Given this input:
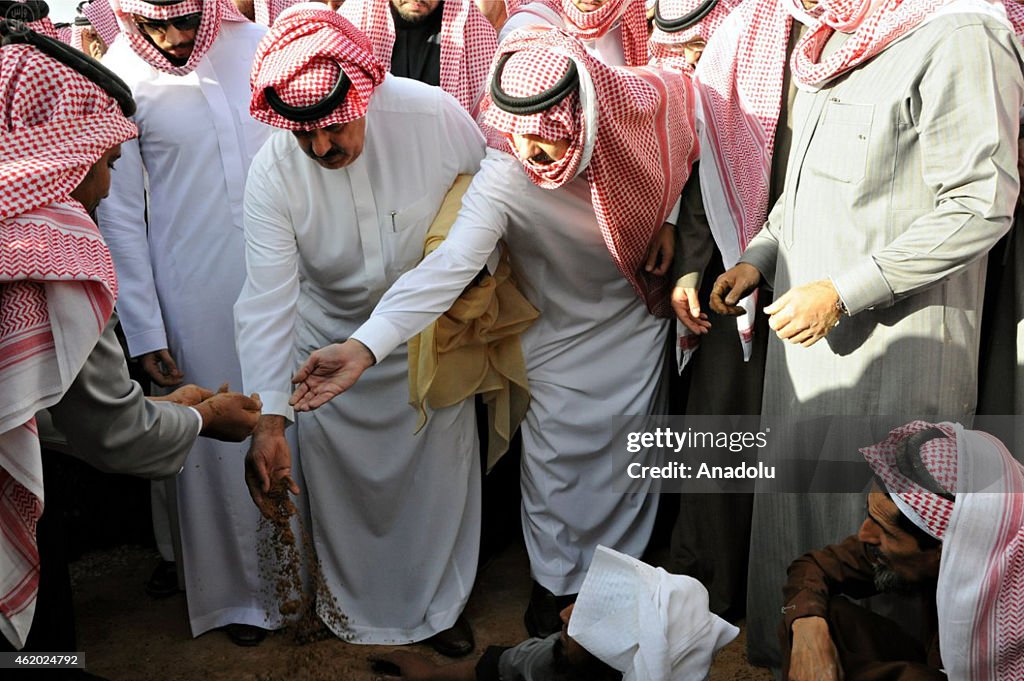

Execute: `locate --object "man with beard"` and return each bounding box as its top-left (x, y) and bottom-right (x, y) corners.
top-left (340, 0), bottom-right (497, 112)
top-left (709, 0), bottom-right (1022, 666)
top-left (287, 26), bottom-right (696, 638)
top-left (238, 3), bottom-right (486, 655)
top-left (96, 0), bottom-right (276, 647)
top-left (781, 421), bottom-right (1024, 681)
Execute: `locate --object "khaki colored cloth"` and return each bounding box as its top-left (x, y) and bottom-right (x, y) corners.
top-left (408, 174), bottom-right (538, 471)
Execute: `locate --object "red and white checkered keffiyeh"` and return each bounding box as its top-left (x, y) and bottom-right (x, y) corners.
top-left (649, 0), bottom-right (740, 72)
top-left (27, 18), bottom-right (58, 39)
top-left (55, 23), bottom-right (73, 44)
top-left (1, 2), bottom-right (55, 37)
top-left (0, 43), bottom-right (135, 649)
top-left (110, 0), bottom-right (247, 75)
top-left (254, 0), bottom-right (303, 25)
top-left (692, 0), bottom-right (816, 363)
top-left (1006, 0), bottom-right (1024, 37)
top-left (860, 420), bottom-right (958, 538)
top-left (481, 27), bottom-right (697, 316)
top-left (82, 0), bottom-right (121, 48)
top-left (250, 3), bottom-right (386, 130)
top-left (558, 0), bottom-right (649, 64)
top-left (340, 0), bottom-right (497, 113)
top-left (861, 421), bottom-right (1024, 680)
top-left (790, 0), bottom-right (951, 90)
top-left (70, 23), bottom-right (86, 52)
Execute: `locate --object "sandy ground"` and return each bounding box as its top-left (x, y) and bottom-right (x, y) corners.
top-left (72, 542), bottom-right (773, 681)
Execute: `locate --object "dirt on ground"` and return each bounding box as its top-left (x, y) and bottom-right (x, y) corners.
top-left (72, 542), bottom-right (774, 681)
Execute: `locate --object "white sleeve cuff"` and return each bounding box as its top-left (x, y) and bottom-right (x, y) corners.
top-left (665, 195), bottom-right (682, 226)
top-left (258, 391), bottom-right (296, 423)
top-left (350, 317), bottom-right (405, 365)
top-left (184, 406), bottom-right (204, 473)
top-left (126, 328), bottom-right (170, 359)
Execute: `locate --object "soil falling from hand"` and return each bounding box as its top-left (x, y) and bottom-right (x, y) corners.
top-left (258, 477), bottom-right (348, 645)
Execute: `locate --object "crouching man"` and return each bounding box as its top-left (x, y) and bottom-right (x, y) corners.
top-left (782, 421), bottom-right (1024, 681)
top-left (373, 545), bottom-right (737, 680)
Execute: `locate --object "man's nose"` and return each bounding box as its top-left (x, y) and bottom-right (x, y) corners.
top-left (310, 131), bottom-right (333, 157)
top-left (164, 25), bottom-right (188, 45)
top-left (857, 517), bottom-right (880, 544)
top-left (514, 137), bottom-right (537, 160)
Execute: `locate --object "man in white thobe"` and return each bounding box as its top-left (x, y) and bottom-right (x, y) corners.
top-left (95, 0), bottom-right (276, 645)
top-left (288, 26), bottom-right (697, 639)
top-left (237, 4), bottom-right (486, 651)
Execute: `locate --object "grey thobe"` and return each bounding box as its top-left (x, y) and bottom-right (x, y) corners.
top-left (737, 15), bottom-right (1024, 666)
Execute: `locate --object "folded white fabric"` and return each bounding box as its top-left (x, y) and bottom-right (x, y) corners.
top-left (568, 545), bottom-right (738, 681)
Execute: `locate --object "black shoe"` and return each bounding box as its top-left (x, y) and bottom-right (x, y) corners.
top-left (224, 623), bottom-right (267, 647)
top-left (427, 615), bottom-right (474, 657)
top-left (523, 581), bottom-right (576, 638)
top-left (144, 560), bottom-right (178, 599)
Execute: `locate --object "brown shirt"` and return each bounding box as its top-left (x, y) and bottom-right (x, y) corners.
top-left (782, 535), bottom-right (942, 670)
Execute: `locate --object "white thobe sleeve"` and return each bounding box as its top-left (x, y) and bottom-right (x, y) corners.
top-left (96, 138), bottom-right (167, 358)
top-left (234, 157), bottom-right (300, 421)
top-left (351, 150), bottom-right (512, 362)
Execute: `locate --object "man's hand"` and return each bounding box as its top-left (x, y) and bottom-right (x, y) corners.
top-left (289, 339), bottom-right (376, 412)
top-left (194, 385), bottom-right (262, 441)
top-left (151, 383), bottom-right (214, 406)
top-left (789, 616), bottom-right (844, 681)
top-left (672, 285), bottom-right (711, 335)
top-left (244, 416), bottom-right (300, 519)
top-left (710, 263), bottom-right (762, 315)
top-left (644, 223), bottom-right (675, 276)
top-left (764, 280), bottom-right (841, 347)
top-left (140, 349), bottom-right (184, 387)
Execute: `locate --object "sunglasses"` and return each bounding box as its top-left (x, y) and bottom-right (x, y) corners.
top-left (133, 12), bottom-right (202, 35)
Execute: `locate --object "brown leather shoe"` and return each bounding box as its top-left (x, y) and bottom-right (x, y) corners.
top-left (427, 615), bottom-right (474, 657)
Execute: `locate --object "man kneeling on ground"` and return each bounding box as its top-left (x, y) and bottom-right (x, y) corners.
top-left (372, 545), bottom-right (737, 681)
top-left (781, 421), bottom-right (1024, 681)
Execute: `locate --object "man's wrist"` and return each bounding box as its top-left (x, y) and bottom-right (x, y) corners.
top-left (791, 615), bottom-right (829, 635)
top-left (186, 406), bottom-right (204, 439)
top-left (333, 338), bottom-right (377, 367)
top-left (350, 339), bottom-right (377, 367)
top-left (254, 414), bottom-right (287, 437)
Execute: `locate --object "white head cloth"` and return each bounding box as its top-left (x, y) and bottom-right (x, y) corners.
top-left (568, 545), bottom-right (738, 681)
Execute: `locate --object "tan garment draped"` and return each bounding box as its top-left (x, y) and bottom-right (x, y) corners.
top-left (408, 175), bottom-right (538, 471)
